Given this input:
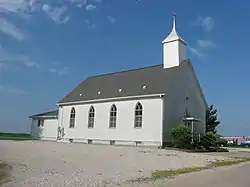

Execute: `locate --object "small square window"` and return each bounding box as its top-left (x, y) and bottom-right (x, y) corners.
top-left (110, 140), bottom-right (115, 145)
top-left (37, 119), bottom-right (44, 127)
top-left (135, 141), bottom-right (142, 146)
top-left (88, 139), bottom-right (93, 144)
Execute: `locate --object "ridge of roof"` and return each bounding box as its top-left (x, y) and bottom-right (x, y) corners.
top-left (29, 109), bottom-right (58, 118)
top-left (88, 64), bottom-right (163, 79)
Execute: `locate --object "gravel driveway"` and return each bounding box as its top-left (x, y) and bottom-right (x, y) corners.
top-left (0, 140), bottom-right (229, 187)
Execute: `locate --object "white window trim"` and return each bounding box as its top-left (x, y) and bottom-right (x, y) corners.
top-left (69, 107), bottom-right (76, 128)
top-left (109, 104), bottom-right (117, 128)
top-left (57, 93), bottom-right (165, 106)
top-left (134, 102), bottom-right (143, 128)
top-left (88, 106), bottom-right (95, 128)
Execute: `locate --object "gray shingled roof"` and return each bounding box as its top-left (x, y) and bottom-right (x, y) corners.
top-left (29, 109), bottom-right (58, 118)
top-left (58, 60), bottom-right (191, 104)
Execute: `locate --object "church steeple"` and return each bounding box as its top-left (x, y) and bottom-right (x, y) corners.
top-left (162, 14), bottom-right (187, 69)
top-left (163, 14), bottom-right (186, 44)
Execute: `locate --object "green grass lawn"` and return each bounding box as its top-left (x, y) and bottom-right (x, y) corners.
top-left (0, 132), bottom-right (32, 140)
top-left (226, 144), bottom-right (250, 148)
top-left (127, 158), bottom-right (250, 184)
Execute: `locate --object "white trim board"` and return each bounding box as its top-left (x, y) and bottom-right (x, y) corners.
top-left (57, 93), bottom-right (165, 106)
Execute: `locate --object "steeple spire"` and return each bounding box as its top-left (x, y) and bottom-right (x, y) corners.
top-left (172, 13), bottom-right (176, 33)
top-left (162, 14), bottom-right (187, 69)
top-left (162, 13), bottom-right (186, 44)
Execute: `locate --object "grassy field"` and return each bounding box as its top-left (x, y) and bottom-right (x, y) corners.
top-left (226, 144), bottom-right (250, 148)
top-left (0, 132), bottom-right (32, 140)
top-left (151, 158), bottom-right (250, 179)
top-left (128, 157), bottom-right (250, 184)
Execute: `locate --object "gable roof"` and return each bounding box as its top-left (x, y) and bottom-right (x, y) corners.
top-left (58, 60), bottom-right (191, 105)
top-left (29, 109), bottom-right (58, 119)
top-left (185, 61), bottom-right (208, 108)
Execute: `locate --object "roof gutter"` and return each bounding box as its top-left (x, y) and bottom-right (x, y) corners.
top-left (57, 93), bottom-right (165, 106)
top-left (29, 115), bottom-right (58, 119)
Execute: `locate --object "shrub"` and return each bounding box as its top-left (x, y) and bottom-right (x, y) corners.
top-left (170, 125), bottom-right (192, 149)
top-left (215, 147), bottom-right (229, 152)
top-left (215, 137), bottom-right (228, 147)
top-left (193, 145), bottom-right (206, 152)
top-left (200, 132), bottom-right (216, 149)
top-left (206, 132), bottom-right (217, 141)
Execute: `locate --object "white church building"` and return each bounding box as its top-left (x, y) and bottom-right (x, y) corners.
top-left (30, 15), bottom-right (207, 147)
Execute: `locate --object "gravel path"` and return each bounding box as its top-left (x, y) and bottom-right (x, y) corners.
top-left (0, 140), bottom-right (229, 187)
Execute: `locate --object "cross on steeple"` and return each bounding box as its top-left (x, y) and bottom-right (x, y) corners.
top-left (172, 13), bottom-right (176, 32)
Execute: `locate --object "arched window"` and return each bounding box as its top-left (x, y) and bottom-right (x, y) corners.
top-left (69, 107), bottom-right (76, 128)
top-left (134, 102), bottom-right (143, 128)
top-left (109, 104), bottom-right (117, 128)
top-left (88, 106), bottom-right (95, 128)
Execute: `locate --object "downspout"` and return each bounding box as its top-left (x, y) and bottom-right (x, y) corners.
top-left (57, 106), bottom-right (64, 140)
top-left (60, 106), bottom-right (64, 140)
top-left (161, 94), bottom-right (165, 147)
top-left (57, 107), bottom-right (60, 140)
top-left (191, 120), bottom-right (194, 144)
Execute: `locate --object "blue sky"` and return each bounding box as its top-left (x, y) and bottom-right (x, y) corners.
top-left (0, 0), bottom-right (249, 136)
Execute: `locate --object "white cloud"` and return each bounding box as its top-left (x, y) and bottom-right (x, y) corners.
top-left (107, 16), bottom-right (115, 24)
top-left (0, 0), bottom-right (40, 18)
top-left (0, 45), bottom-right (68, 77)
top-left (0, 18), bottom-right (24, 40)
top-left (0, 1), bottom-right (70, 23)
top-left (69, 0), bottom-right (87, 4)
top-left (0, 0), bottom-right (112, 25)
top-left (0, 45), bottom-right (69, 77)
top-left (188, 47), bottom-right (205, 57)
top-left (84, 19), bottom-right (96, 29)
top-left (0, 85), bottom-right (28, 95)
top-left (91, 0), bottom-right (102, 3)
top-left (86, 4), bottom-right (96, 11)
top-left (0, 45), bottom-right (40, 68)
top-left (0, 0), bottom-right (29, 13)
top-left (189, 40), bottom-right (216, 58)
top-left (193, 16), bottom-right (215, 32)
top-left (42, 4), bottom-right (70, 24)
top-left (197, 40), bottom-right (216, 48)
top-left (69, 0), bottom-right (101, 8)
top-left (69, 0), bottom-right (87, 8)
top-left (49, 67), bottom-right (69, 76)
top-left (41, 4), bottom-right (49, 11)
top-left (18, 55), bottom-right (40, 68)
